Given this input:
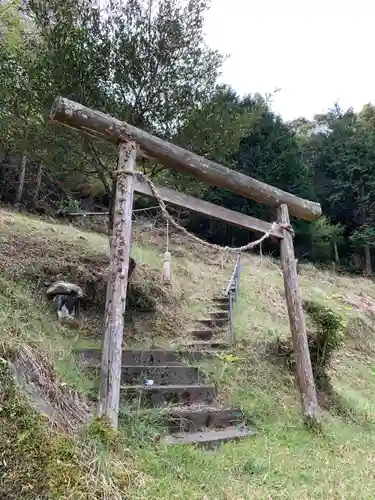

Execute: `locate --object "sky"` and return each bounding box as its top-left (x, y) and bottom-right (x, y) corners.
top-left (204, 0), bottom-right (375, 121)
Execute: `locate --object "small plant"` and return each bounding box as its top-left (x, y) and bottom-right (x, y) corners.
top-left (85, 417), bottom-right (122, 450)
top-left (217, 353), bottom-right (242, 363)
top-left (56, 196), bottom-right (81, 216)
top-left (303, 300), bottom-right (346, 389)
top-left (270, 300), bottom-right (345, 392)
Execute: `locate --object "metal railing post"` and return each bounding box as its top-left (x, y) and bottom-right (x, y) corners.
top-left (229, 292), bottom-right (234, 342)
top-left (225, 253), bottom-right (241, 343)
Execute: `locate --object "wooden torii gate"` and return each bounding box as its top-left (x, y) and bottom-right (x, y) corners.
top-left (50, 97), bottom-right (322, 428)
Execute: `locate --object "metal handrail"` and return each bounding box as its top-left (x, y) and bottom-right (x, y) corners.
top-left (225, 254), bottom-right (241, 342)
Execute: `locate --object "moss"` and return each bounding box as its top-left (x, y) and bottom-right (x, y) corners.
top-left (86, 417), bottom-right (122, 450)
top-left (0, 356), bottom-right (122, 499)
top-left (0, 357), bottom-right (51, 498)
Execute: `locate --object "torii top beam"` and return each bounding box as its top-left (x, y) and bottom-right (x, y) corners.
top-left (50, 97), bottom-right (322, 221)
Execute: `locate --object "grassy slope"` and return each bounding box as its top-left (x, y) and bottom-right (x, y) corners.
top-left (1, 209), bottom-right (375, 499)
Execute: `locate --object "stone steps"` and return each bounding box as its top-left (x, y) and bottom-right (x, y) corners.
top-left (75, 348), bottom-right (214, 366)
top-left (181, 340), bottom-right (230, 350)
top-left (199, 317), bottom-right (228, 328)
top-left (85, 364), bottom-right (203, 385)
top-left (120, 384), bottom-right (217, 405)
top-left (214, 303), bottom-right (230, 311)
top-left (212, 295), bottom-right (229, 303)
top-left (162, 427), bottom-right (255, 448)
top-left (166, 405), bottom-right (244, 432)
top-left (73, 292), bottom-right (254, 447)
top-left (190, 329), bottom-right (217, 341)
top-left (209, 311), bottom-right (229, 319)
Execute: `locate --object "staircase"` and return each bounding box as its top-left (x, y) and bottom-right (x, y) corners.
top-left (75, 294), bottom-right (254, 447)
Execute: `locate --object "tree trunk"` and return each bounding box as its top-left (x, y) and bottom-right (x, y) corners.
top-left (333, 241), bottom-right (340, 265)
top-left (364, 245), bottom-right (372, 276)
top-left (98, 140), bottom-right (136, 429)
top-left (32, 163), bottom-right (43, 209)
top-left (50, 97), bottom-right (322, 221)
top-left (0, 149), bottom-right (6, 166)
top-left (277, 204), bottom-right (320, 425)
top-left (15, 154), bottom-right (27, 207)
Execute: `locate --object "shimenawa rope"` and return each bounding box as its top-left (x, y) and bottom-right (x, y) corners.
top-left (113, 168), bottom-right (294, 252)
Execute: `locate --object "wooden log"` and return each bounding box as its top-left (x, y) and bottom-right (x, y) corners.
top-left (66, 181), bottom-right (282, 237)
top-left (134, 176), bottom-right (284, 238)
top-left (50, 97), bottom-right (322, 221)
top-left (277, 204), bottom-right (319, 424)
top-left (98, 140), bottom-right (136, 428)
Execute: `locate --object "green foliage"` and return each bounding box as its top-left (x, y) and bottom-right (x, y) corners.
top-left (56, 196), bottom-right (81, 216)
top-left (1, 0), bottom-right (223, 200)
top-left (85, 417), bottom-right (122, 450)
top-left (303, 300), bottom-right (345, 388)
top-left (310, 216), bottom-right (344, 262)
top-left (201, 100), bottom-right (315, 238)
top-left (164, 85), bottom-right (258, 196)
top-left (350, 226), bottom-right (375, 248)
top-left (273, 300), bottom-right (345, 392)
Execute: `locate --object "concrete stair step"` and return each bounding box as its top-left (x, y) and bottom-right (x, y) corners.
top-left (190, 329), bottom-right (215, 341)
top-left (121, 384), bottom-right (217, 405)
top-left (209, 311), bottom-right (229, 319)
top-left (212, 296), bottom-right (229, 304)
top-left (85, 365), bottom-right (202, 385)
top-left (162, 427), bottom-right (255, 447)
top-left (199, 317), bottom-right (228, 327)
top-left (166, 406), bottom-right (244, 432)
top-left (182, 340), bottom-right (230, 350)
top-left (214, 303), bottom-right (230, 311)
top-left (75, 348), bottom-right (214, 366)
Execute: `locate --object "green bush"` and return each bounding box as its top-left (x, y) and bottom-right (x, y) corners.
top-left (303, 299), bottom-right (345, 389)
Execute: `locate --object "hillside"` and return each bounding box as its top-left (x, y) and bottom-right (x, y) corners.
top-left (1, 208), bottom-right (375, 499)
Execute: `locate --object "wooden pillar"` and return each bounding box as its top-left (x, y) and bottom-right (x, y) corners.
top-left (277, 204), bottom-right (320, 425)
top-left (98, 140), bottom-right (136, 428)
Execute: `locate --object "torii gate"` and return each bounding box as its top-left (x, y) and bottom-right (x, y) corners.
top-left (50, 97), bottom-right (322, 428)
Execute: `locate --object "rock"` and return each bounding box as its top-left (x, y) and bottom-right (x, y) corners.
top-left (46, 281), bottom-right (84, 298)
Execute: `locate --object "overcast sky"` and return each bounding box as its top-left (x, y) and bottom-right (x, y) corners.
top-left (204, 0), bottom-right (375, 121)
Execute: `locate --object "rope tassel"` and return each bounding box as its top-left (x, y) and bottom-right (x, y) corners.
top-left (162, 220), bottom-right (172, 285)
top-left (162, 250), bottom-right (172, 285)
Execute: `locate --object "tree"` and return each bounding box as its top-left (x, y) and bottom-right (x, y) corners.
top-left (1, 0), bottom-right (224, 210)
top-left (210, 100), bottom-right (314, 223)
top-left (310, 216), bottom-right (344, 264)
top-left (160, 85), bottom-right (259, 197)
top-left (307, 104), bottom-right (375, 272)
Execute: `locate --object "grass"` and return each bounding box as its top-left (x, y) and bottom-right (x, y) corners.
top-left (1, 208), bottom-right (375, 498)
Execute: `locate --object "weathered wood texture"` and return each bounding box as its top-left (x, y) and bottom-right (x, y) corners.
top-left (277, 204), bottom-right (319, 424)
top-left (134, 177), bottom-right (284, 238)
top-left (50, 97), bottom-right (322, 221)
top-left (98, 141), bottom-right (136, 428)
